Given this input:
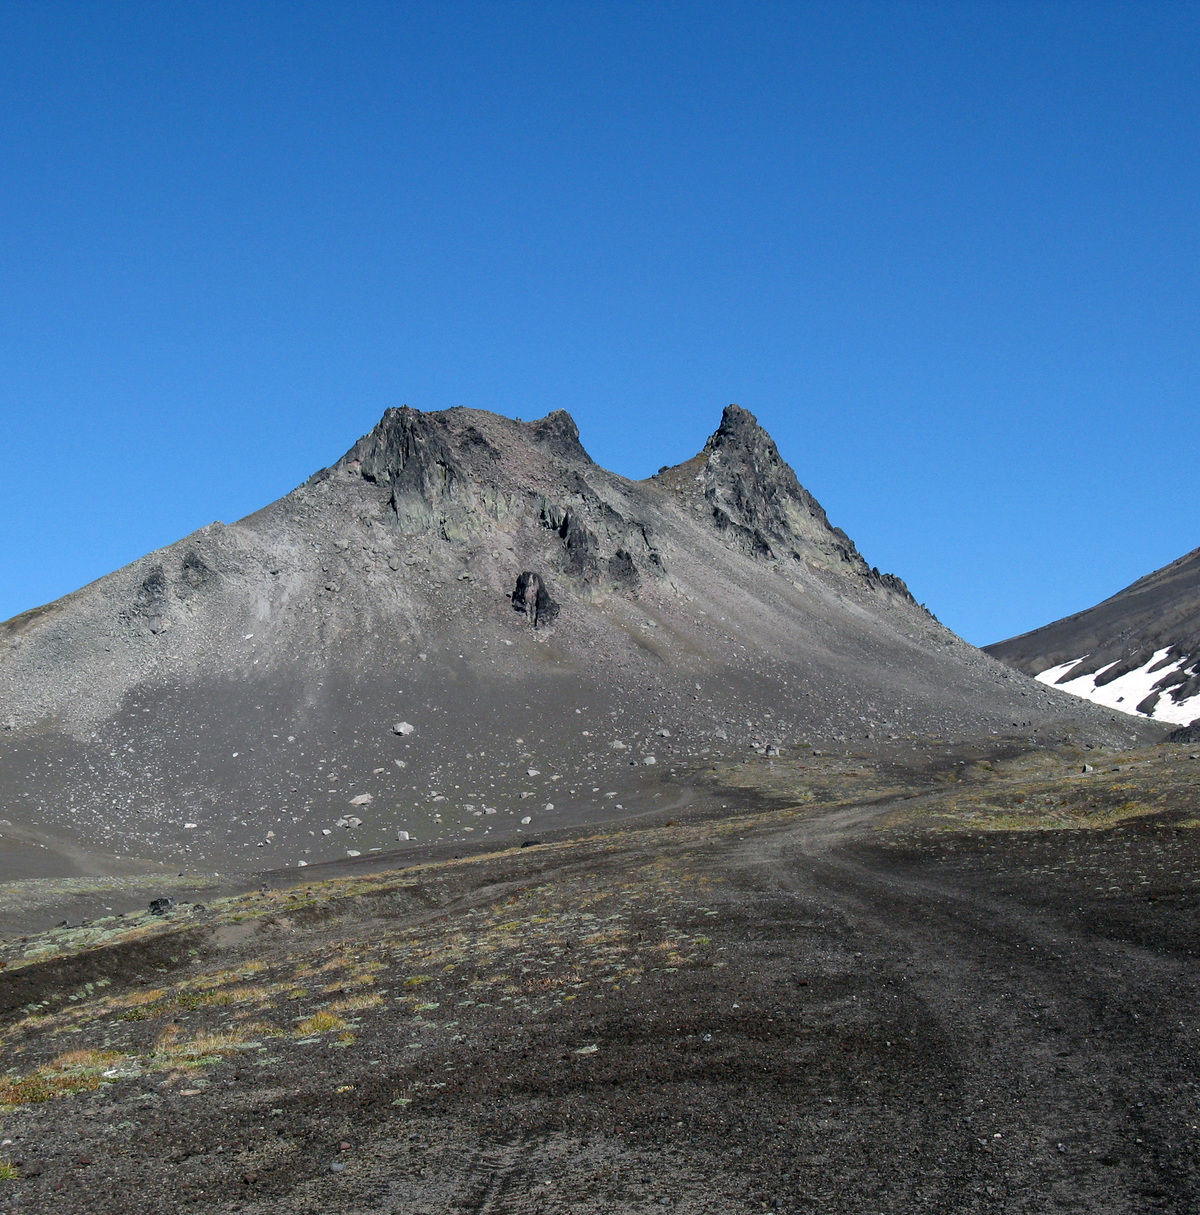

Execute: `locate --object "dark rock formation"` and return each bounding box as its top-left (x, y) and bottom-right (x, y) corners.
top-left (512, 572), bottom-right (558, 628)
top-left (699, 403), bottom-right (846, 563)
top-left (527, 409), bottom-right (591, 463)
top-left (179, 551), bottom-right (214, 592)
top-left (651, 405), bottom-right (915, 602)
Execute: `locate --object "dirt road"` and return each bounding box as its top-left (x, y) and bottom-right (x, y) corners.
top-left (0, 755), bottom-right (1197, 1214)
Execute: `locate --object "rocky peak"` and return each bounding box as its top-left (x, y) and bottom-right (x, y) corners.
top-left (645, 404), bottom-right (914, 602)
top-left (695, 404), bottom-right (853, 565)
top-left (322, 400), bottom-right (911, 603)
top-left (702, 404), bottom-right (827, 519)
top-left (522, 409), bottom-right (592, 464)
top-left (335, 405), bottom-right (592, 499)
top-left (339, 405), bottom-right (466, 498)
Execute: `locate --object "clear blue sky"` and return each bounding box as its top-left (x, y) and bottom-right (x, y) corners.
top-left (1, 2), bottom-right (1197, 645)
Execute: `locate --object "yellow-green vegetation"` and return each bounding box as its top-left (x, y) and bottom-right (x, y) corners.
top-left (707, 752), bottom-right (908, 810)
top-left (0, 1049), bottom-right (126, 1112)
top-left (294, 1011), bottom-right (349, 1036)
top-left (0, 823), bottom-right (739, 1115)
top-left (876, 745), bottom-right (1200, 834)
top-left (326, 992), bottom-right (382, 1013)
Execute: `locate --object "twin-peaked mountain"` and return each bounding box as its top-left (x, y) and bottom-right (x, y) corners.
top-left (0, 405), bottom-right (1145, 878)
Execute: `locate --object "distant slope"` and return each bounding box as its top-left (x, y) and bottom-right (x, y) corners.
top-left (0, 404), bottom-right (1146, 877)
top-left (985, 547), bottom-right (1200, 727)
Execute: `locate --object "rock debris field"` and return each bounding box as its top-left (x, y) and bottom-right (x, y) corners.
top-left (0, 740), bottom-right (1197, 1213)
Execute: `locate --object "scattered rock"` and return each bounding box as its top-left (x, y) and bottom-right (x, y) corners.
top-left (349, 793), bottom-right (373, 806)
top-left (148, 898), bottom-right (175, 916)
top-left (392, 722), bottom-right (415, 736)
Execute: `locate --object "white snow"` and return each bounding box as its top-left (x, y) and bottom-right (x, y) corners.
top-left (1035, 648), bottom-right (1199, 725)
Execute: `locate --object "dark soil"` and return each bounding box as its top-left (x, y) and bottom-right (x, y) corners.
top-left (0, 746), bottom-right (1198, 1213)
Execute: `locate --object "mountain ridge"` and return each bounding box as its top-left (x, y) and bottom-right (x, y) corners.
top-left (0, 403), bottom-right (1151, 879)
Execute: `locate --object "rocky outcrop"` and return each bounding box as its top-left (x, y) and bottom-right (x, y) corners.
top-left (699, 404), bottom-right (843, 560)
top-left (651, 405), bottom-right (916, 603)
top-left (1168, 720), bottom-right (1200, 744)
top-left (318, 402), bottom-right (916, 607)
top-left (512, 571), bottom-right (558, 628)
top-left (526, 410), bottom-right (591, 463)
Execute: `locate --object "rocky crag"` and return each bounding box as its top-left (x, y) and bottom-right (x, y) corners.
top-left (0, 405), bottom-right (1150, 877)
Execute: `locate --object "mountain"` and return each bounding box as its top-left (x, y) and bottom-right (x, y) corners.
top-left (0, 404), bottom-right (1147, 878)
top-left (985, 546), bottom-right (1200, 728)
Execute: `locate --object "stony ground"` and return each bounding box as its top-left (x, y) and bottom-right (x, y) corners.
top-left (0, 740), bottom-right (1198, 1213)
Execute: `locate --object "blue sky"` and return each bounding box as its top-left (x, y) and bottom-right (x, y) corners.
top-left (1, 2), bottom-right (1197, 644)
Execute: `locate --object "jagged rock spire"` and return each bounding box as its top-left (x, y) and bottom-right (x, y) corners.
top-left (698, 404), bottom-right (846, 560)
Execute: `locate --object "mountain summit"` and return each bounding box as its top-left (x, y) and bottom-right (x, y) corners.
top-left (0, 404), bottom-right (1143, 877)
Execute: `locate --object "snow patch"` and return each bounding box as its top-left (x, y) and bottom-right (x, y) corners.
top-left (1036, 648), bottom-right (1199, 724)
